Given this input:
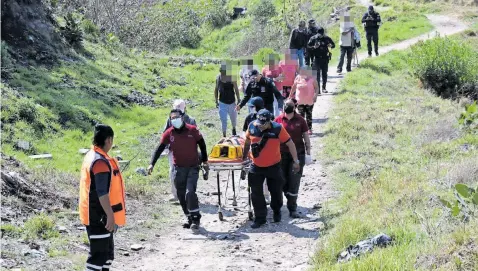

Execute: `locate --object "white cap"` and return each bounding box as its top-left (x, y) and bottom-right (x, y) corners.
top-left (173, 99), bottom-right (186, 113)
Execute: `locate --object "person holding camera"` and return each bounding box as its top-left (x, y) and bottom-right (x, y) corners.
top-left (242, 109), bottom-right (300, 228)
top-left (362, 5), bottom-right (381, 57)
top-left (148, 109), bottom-right (209, 230)
top-left (307, 26), bottom-right (335, 92)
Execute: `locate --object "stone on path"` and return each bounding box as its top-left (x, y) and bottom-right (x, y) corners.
top-left (131, 244), bottom-right (144, 251)
top-left (79, 148), bottom-right (89, 154)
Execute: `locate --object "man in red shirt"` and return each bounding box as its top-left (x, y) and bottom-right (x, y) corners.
top-left (148, 109), bottom-right (209, 230)
top-left (243, 109), bottom-right (300, 228)
top-left (275, 99), bottom-right (311, 218)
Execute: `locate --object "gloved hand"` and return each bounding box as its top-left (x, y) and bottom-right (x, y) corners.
top-left (305, 154), bottom-right (313, 165)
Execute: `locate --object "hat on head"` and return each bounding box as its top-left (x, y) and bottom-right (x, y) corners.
top-left (173, 99), bottom-right (186, 113)
top-left (308, 19), bottom-right (316, 24)
top-left (249, 69), bottom-right (259, 77)
top-left (247, 97), bottom-right (264, 108)
top-left (257, 109), bottom-right (273, 124)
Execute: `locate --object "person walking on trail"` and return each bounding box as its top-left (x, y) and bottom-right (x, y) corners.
top-left (308, 26), bottom-right (335, 93)
top-left (289, 20), bottom-right (308, 67)
top-left (162, 99), bottom-right (197, 203)
top-left (362, 5), bottom-right (381, 57)
top-left (242, 109), bottom-right (300, 228)
top-left (278, 49), bottom-right (299, 99)
top-left (239, 59), bottom-right (259, 95)
top-left (236, 69), bottom-right (284, 115)
top-left (242, 96), bottom-right (271, 204)
top-left (275, 99), bottom-right (312, 218)
top-left (148, 109), bottom-right (209, 230)
top-left (289, 66), bottom-right (320, 133)
top-left (79, 124), bottom-right (126, 271)
top-left (262, 54), bottom-right (284, 117)
top-left (305, 19), bottom-right (320, 67)
top-left (215, 64), bottom-right (240, 137)
top-left (337, 13), bottom-right (356, 73)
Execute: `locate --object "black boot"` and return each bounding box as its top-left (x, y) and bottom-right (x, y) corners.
top-left (251, 219), bottom-right (266, 229)
top-left (182, 216), bottom-right (192, 229)
top-left (273, 211), bottom-right (281, 223)
top-left (222, 132), bottom-right (226, 138)
top-left (289, 211), bottom-right (301, 218)
top-left (190, 214), bottom-right (201, 230)
top-left (232, 128), bottom-right (237, 136)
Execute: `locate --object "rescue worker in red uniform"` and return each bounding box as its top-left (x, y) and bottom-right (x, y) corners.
top-left (79, 124), bottom-right (126, 271)
top-left (242, 109), bottom-right (300, 228)
top-left (148, 109), bottom-right (209, 229)
top-left (275, 99), bottom-right (311, 218)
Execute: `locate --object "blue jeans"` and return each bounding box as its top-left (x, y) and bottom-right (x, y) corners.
top-left (297, 48), bottom-right (305, 67)
top-left (218, 101), bottom-right (237, 133)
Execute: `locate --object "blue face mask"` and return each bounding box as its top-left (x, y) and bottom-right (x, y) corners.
top-left (249, 107), bottom-right (257, 113)
top-left (171, 118), bottom-right (183, 129)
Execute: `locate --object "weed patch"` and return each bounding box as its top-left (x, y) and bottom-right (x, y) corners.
top-left (314, 49), bottom-right (478, 270)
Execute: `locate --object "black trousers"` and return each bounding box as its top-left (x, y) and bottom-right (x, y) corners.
top-left (366, 30), bottom-right (379, 55)
top-left (175, 166), bottom-right (201, 220)
top-left (86, 224), bottom-right (114, 271)
top-left (248, 163), bottom-right (284, 221)
top-left (305, 48), bottom-right (315, 66)
top-left (297, 104), bottom-right (314, 130)
top-left (280, 152), bottom-right (305, 212)
top-left (337, 46), bottom-right (354, 72)
top-left (313, 57), bottom-right (329, 89)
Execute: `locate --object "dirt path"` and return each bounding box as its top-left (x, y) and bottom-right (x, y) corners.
top-left (116, 14), bottom-right (467, 271)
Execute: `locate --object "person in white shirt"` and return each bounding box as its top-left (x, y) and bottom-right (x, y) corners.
top-left (337, 12), bottom-right (356, 73)
top-left (239, 59), bottom-right (259, 94)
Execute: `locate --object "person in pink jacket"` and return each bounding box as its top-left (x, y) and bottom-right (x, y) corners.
top-left (278, 49), bottom-right (299, 99)
top-left (262, 54), bottom-right (283, 117)
top-left (289, 66), bottom-right (320, 134)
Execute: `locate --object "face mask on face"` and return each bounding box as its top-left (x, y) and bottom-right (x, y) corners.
top-left (171, 118), bottom-right (183, 129)
top-left (284, 105), bottom-right (295, 114)
top-left (249, 107), bottom-right (257, 113)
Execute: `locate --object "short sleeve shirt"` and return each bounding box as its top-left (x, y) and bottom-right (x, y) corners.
top-left (161, 124), bottom-right (202, 167)
top-left (262, 66), bottom-right (283, 90)
top-left (245, 121), bottom-right (291, 167)
top-left (278, 60), bottom-right (298, 87)
top-left (275, 113), bottom-right (308, 154)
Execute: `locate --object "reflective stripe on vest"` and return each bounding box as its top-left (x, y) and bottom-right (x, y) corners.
top-left (79, 146), bottom-right (126, 226)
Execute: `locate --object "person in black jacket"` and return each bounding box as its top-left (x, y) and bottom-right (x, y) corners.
top-left (289, 20), bottom-right (308, 67)
top-left (362, 5), bottom-right (381, 57)
top-left (305, 19), bottom-right (320, 67)
top-left (307, 27), bottom-right (335, 93)
top-left (236, 69), bottom-right (284, 114)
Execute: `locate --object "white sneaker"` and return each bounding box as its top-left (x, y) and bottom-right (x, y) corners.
top-left (168, 196), bottom-right (179, 202)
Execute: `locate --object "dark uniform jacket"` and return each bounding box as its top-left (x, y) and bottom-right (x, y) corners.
top-left (362, 11), bottom-right (381, 31)
top-left (289, 28), bottom-right (308, 49)
top-left (239, 78), bottom-right (283, 109)
top-left (307, 34), bottom-right (336, 59)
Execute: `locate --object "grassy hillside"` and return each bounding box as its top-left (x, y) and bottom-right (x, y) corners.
top-left (313, 30), bottom-right (478, 271)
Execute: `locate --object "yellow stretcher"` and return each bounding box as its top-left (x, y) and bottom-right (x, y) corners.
top-left (208, 136), bottom-right (253, 221)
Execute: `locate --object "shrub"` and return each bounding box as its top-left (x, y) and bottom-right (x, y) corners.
top-left (1, 224), bottom-right (23, 238)
top-left (251, 0), bottom-right (277, 24)
top-left (24, 214), bottom-right (59, 240)
top-left (408, 37), bottom-right (478, 99)
top-left (459, 101), bottom-right (478, 133)
top-left (60, 13), bottom-right (83, 47)
top-left (81, 18), bottom-right (99, 37)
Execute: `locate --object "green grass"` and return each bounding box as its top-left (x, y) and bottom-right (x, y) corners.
top-left (312, 46), bottom-right (478, 270)
top-left (24, 214), bottom-right (59, 240)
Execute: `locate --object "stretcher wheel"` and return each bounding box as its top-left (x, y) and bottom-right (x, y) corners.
top-left (248, 211), bottom-right (254, 221)
top-left (218, 212), bottom-right (224, 221)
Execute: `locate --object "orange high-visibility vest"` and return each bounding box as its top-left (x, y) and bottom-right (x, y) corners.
top-left (79, 146), bottom-right (126, 226)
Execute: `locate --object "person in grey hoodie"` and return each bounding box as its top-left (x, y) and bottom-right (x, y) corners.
top-left (337, 13), bottom-right (356, 73)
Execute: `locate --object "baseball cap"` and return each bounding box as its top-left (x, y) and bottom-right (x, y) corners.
top-left (247, 97), bottom-right (264, 108)
top-left (257, 109), bottom-right (273, 124)
top-left (249, 69), bottom-right (259, 77)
